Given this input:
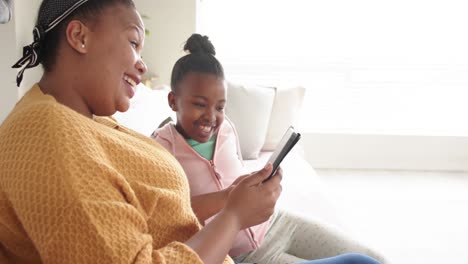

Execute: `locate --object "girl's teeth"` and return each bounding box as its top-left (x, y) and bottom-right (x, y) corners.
top-left (201, 126), bottom-right (211, 132)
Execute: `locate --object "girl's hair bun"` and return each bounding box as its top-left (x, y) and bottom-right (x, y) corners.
top-left (183, 34), bottom-right (216, 56)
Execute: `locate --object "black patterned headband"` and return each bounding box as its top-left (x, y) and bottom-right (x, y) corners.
top-left (12, 0), bottom-right (89, 87)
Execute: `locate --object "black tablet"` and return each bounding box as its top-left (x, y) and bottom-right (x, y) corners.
top-left (262, 126), bottom-right (301, 183)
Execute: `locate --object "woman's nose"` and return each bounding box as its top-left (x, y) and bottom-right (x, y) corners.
top-left (136, 57), bottom-right (147, 75)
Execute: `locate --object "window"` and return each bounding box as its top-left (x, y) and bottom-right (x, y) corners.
top-left (197, 0), bottom-right (468, 136)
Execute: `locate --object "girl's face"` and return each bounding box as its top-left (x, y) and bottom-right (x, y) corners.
top-left (79, 4), bottom-right (147, 116)
top-left (170, 72), bottom-right (226, 143)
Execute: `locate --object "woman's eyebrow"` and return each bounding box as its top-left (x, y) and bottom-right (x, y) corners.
top-left (127, 23), bottom-right (144, 38)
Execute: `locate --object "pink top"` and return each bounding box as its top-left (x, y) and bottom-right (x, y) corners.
top-left (152, 117), bottom-right (269, 256)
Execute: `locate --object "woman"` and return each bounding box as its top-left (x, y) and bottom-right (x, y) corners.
top-left (0, 1), bottom-right (381, 263)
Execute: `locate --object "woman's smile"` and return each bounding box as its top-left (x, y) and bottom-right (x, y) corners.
top-left (123, 74), bottom-right (138, 98)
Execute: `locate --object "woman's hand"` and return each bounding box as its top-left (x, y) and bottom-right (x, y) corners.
top-left (223, 163), bottom-right (283, 230)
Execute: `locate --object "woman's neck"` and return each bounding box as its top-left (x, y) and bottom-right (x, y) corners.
top-left (38, 74), bottom-right (93, 118)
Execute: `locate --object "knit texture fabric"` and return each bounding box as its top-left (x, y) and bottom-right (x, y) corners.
top-left (0, 84), bottom-right (233, 264)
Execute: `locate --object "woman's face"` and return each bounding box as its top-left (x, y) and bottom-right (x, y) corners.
top-left (170, 72), bottom-right (226, 143)
top-left (81, 4), bottom-right (147, 116)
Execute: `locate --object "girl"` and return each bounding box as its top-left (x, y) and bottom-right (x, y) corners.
top-left (152, 34), bottom-right (383, 264)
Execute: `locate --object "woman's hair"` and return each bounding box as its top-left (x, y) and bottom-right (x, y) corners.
top-left (170, 34), bottom-right (225, 92)
top-left (38, 0), bottom-right (135, 72)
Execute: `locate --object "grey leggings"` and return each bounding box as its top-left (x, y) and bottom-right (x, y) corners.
top-left (233, 210), bottom-right (385, 264)
top-left (237, 253), bottom-right (380, 264)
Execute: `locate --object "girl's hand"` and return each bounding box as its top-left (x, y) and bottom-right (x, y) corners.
top-left (232, 174), bottom-right (250, 186)
top-left (223, 164), bottom-right (283, 230)
top-left (185, 166), bottom-right (282, 264)
top-left (225, 174), bottom-right (250, 194)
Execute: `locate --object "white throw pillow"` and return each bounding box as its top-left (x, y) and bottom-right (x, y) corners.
top-left (262, 85), bottom-right (305, 151)
top-left (113, 83), bottom-right (175, 136)
top-left (226, 82), bottom-right (275, 159)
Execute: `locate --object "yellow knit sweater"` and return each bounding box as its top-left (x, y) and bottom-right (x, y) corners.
top-left (0, 85), bottom-right (233, 264)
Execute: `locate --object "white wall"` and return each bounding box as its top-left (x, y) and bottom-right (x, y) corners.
top-left (0, 8), bottom-right (18, 123)
top-left (0, 0), bottom-right (42, 124)
top-left (302, 133), bottom-right (468, 171)
top-left (133, 0), bottom-right (197, 86)
top-left (14, 0), bottom-right (43, 97)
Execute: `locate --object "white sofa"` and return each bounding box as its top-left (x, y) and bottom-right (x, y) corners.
top-left (113, 82), bottom-right (388, 263)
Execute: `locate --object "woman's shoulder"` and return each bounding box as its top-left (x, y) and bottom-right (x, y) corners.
top-left (9, 107), bottom-right (93, 146)
top-left (1, 91), bottom-right (67, 135)
top-left (3, 85), bottom-right (80, 124)
top-left (0, 85), bottom-right (119, 151)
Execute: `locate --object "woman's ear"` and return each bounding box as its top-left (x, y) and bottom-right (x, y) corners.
top-left (65, 20), bottom-right (89, 54)
top-left (168, 91), bottom-right (177, 111)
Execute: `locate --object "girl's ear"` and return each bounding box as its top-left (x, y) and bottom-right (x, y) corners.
top-left (168, 91), bottom-right (177, 111)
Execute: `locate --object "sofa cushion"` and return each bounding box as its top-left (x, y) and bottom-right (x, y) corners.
top-left (226, 82), bottom-right (275, 159)
top-left (263, 85), bottom-right (305, 151)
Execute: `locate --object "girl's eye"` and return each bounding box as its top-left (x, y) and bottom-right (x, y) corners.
top-left (130, 41), bottom-right (139, 49)
top-left (217, 106), bottom-right (225, 111)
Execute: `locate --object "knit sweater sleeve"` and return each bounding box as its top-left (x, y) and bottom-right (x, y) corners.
top-left (34, 195), bottom-right (204, 264)
top-left (28, 166), bottom-right (204, 264)
top-left (0, 102), bottom-right (204, 263)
